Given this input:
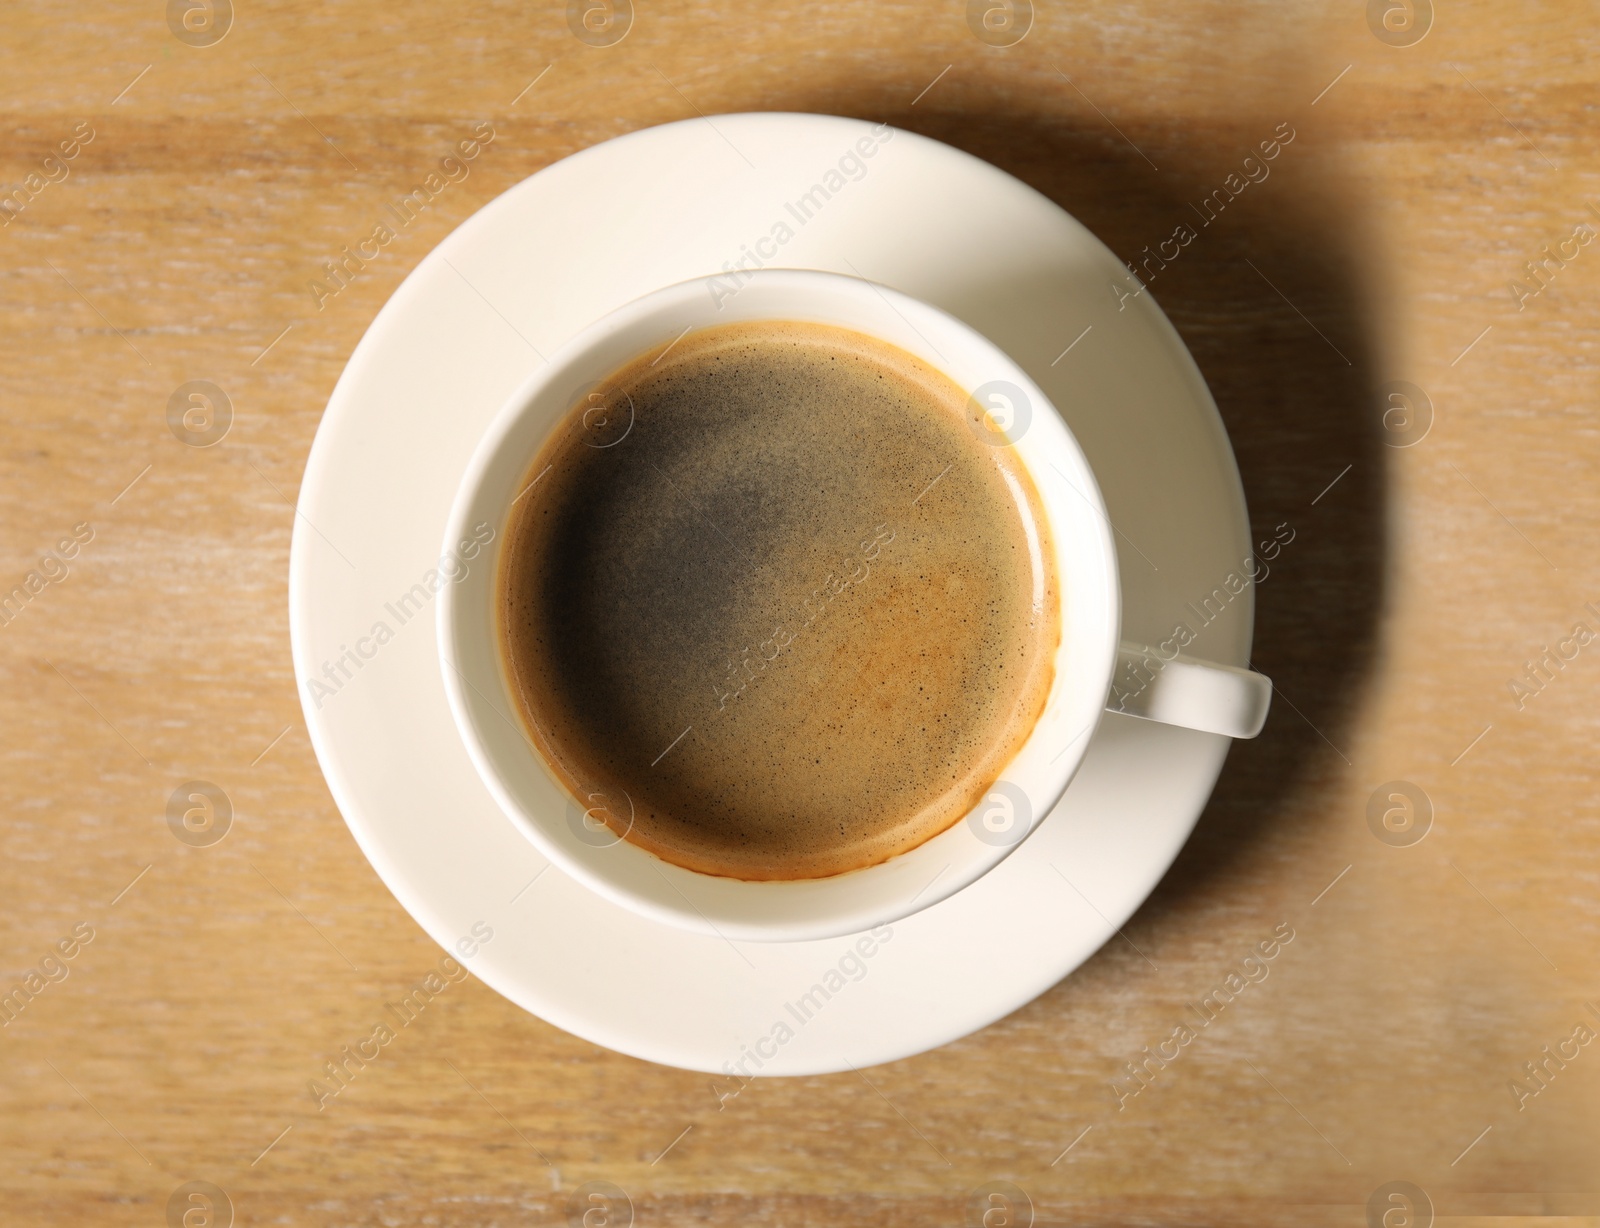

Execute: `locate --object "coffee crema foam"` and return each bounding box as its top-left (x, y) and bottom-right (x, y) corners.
top-left (498, 320), bottom-right (1059, 880)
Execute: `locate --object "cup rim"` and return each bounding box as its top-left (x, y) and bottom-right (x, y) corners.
top-left (437, 268), bottom-right (1121, 942)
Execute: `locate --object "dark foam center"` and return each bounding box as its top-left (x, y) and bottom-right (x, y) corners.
top-left (498, 320), bottom-right (1058, 880)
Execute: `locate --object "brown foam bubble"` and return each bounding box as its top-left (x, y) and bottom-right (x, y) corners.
top-left (497, 319), bottom-right (1059, 880)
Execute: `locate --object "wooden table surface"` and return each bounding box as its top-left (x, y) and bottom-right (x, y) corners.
top-left (4, 2), bottom-right (1598, 1224)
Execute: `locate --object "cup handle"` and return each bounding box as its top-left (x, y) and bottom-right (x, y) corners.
top-left (1106, 641), bottom-right (1272, 739)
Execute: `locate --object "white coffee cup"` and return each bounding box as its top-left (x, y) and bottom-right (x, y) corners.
top-left (438, 269), bottom-right (1270, 943)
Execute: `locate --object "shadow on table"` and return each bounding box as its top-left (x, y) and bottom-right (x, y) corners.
top-left (843, 101), bottom-right (1385, 920)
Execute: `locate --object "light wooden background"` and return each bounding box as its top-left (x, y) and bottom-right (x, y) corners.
top-left (3, 2), bottom-right (1598, 1225)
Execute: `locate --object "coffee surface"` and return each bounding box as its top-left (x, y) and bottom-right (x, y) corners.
top-left (498, 320), bottom-right (1058, 879)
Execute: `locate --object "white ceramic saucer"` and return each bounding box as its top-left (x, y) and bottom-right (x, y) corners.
top-left (289, 113), bottom-right (1255, 1075)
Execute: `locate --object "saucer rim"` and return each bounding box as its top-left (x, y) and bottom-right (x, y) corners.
top-left (288, 111), bottom-right (1251, 1074)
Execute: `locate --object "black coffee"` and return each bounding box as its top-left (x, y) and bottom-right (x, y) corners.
top-left (498, 320), bottom-right (1058, 880)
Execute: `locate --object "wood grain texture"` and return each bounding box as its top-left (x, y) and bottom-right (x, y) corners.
top-left (2, 1), bottom-right (1598, 1224)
